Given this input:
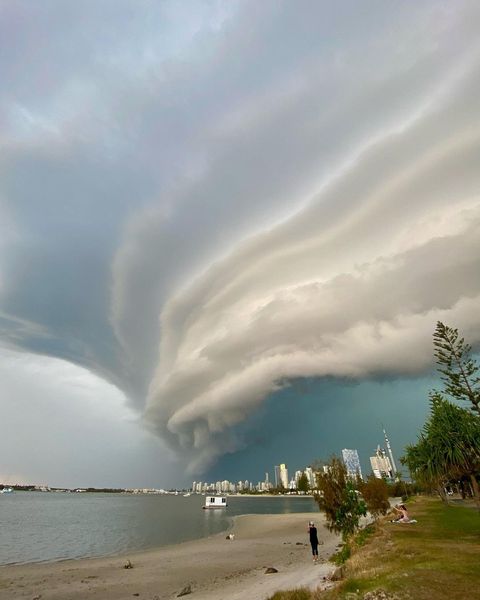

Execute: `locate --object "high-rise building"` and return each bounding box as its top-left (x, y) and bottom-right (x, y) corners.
top-left (342, 448), bottom-right (363, 480)
top-left (294, 470), bottom-right (303, 486)
top-left (279, 463), bottom-right (289, 488)
top-left (383, 428), bottom-right (398, 479)
top-left (264, 472), bottom-right (272, 490)
top-left (274, 465), bottom-right (281, 487)
top-left (370, 446), bottom-right (393, 479)
top-left (305, 466), bottom-right (316, 489)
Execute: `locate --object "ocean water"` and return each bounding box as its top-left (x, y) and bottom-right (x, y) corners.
top-left (0, 493), bottom-right (318, 565)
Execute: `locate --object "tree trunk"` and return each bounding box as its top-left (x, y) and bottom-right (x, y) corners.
top-left (437, 485), bottom-right (449, 504)
top-left (469, 474), bottom-right (480, 510)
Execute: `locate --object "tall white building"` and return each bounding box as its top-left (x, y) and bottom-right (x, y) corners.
top-left (383, 429), bottom-right (398, 479)
top-left (342, 448), bottom-right (363, 480)
top-left (305, 467), bottom-right (316, 489)
top-left (370, 446), bottom-right (393, 479)
top-left (294, 470), bottom-right (304, 485)
top-left (273, 463), bottom-right (289, 488)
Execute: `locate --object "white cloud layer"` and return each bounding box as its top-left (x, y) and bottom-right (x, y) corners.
top-left (141, 5), bottom-right (480, 471)
top-left (2, 1), bottom-right (480, 479)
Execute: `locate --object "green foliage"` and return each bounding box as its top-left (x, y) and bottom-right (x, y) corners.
top-left (297, 472), bottom-right (310, 493)
top-left (330, 542), bottom-right (351, 565)
top-left (354, 523), bottom-right (375, 547)
top-left (402, 392), bottom-right (480, 505)
top-left (315, 455), bottom-right (367, 541)
top-left (359, 476), bottom-right (390, 518)
top-left (433, 321), bottom-right (480, 415)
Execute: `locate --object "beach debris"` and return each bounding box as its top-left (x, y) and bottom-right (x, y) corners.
top-left (133, 594), bottom-right (140, 597)
top-left (295, 542), bottom-right (303, 545)
top-left (225, 533), bottom-right (235, 540)
top-left (177, 584), bottom-right (193, 597)
top-left (264, 567), bottom-right (279, 574)
top-left (124, 560), bottom-right (134, 569)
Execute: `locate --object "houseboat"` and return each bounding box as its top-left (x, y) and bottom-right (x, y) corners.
top-left (203, 496), bottom-right (227, 509)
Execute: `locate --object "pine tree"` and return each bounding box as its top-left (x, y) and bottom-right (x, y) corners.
top-left (433, 321), bottom-right (480, 415)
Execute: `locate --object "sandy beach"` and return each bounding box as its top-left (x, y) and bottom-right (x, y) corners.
top-left (0, 512), bottom-right (340, 600)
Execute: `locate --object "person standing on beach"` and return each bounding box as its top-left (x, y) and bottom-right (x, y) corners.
top-left (308, 521), bottom-right (319, 563)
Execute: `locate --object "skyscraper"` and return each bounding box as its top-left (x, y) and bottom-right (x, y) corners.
top-left (383, 428), bottom-right (398, 479)
top-left (342, 448), bottom-right (363, 480)
top-left (279, 463), bottom-right (289, 488)
top-left (274, 465), bottom-right (281, 487)
top-left (370, 446), bottom-right (393, 479)
top-left (305, 466), bottom-right (316, 489)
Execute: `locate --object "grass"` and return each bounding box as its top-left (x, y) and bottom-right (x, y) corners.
top-left (267, 496), bottom-right (480, 600)
top-left (269, 589), bottom-right (313, 600)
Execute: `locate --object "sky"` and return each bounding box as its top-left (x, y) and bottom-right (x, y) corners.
top-left (1, 0), bottom-right (480, 488)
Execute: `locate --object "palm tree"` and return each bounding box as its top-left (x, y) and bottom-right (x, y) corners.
top-left (402, 393), bottom-right (480, 507)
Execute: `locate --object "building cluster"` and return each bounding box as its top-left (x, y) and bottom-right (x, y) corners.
top-left (342, 429), bottom-right (398, 481)
top-left (192, 430), bottom-right (398, 494)
top-left (192, 464), bottom-right (318, 494)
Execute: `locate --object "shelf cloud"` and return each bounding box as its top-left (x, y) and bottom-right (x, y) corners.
top-left (143, 32), bottom-right (480, 470)
top-left (2, 1), bottom-right (480, 478)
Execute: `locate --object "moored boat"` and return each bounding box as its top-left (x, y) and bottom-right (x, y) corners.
top-left (203, 495), bottom-right (227, 509)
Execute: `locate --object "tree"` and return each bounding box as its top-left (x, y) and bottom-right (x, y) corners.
top-left (433, 321), bottom-right (480, 415)
top-left (360, 475), bottom-right (390, 519)
top-left (315, 456), bottom-right (367, 541)
top-left (402, 392), bottom-right (480, 507)
top-left (297, 472), bottom-right (310, 493)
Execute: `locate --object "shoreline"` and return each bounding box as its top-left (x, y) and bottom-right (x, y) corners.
top-left (1, 494), bottom-right (317, 568)
top-left (0, 512), bottom-right (339, 600)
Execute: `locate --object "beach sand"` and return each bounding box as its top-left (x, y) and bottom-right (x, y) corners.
top-left (0, 512), bottom-right (340, 600)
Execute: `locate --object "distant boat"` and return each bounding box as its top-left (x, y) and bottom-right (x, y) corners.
top-left (203, 496), bottom-right (227, 509)
top-left (0, 487), bottom-right (13, 494)
top-left (183, 492), bottom-right (191, 497)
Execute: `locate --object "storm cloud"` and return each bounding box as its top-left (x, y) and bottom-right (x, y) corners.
top-left (1, 1), bottom-right (480, 481)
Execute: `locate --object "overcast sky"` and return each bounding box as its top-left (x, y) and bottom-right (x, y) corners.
top-left (1, 0), bottom-right (480, 488)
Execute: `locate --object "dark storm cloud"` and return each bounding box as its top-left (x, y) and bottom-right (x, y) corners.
top-left (1, 1), bottom-right (480, 481)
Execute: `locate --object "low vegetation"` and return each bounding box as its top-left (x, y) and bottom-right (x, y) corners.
top-left (268, 496), bottom-right (480, 600)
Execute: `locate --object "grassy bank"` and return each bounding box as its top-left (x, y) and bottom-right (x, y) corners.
top-left (269, 496), bottom-right (480, 600)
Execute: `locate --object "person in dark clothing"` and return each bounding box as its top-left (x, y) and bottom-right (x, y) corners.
top-left (308, 521), bottom-right (319, 563)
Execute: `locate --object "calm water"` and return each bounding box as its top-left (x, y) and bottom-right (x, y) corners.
top-left (0, 493), bottom-right (318, 565)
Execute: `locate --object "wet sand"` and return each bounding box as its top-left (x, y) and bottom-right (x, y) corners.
top-left (0, 512), bottom-right (339, 600)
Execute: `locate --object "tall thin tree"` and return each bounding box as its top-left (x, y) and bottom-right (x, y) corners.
top-left (433, 321), bottom-right (480, 415)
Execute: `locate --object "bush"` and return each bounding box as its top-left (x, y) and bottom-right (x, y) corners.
top-left (360, 476), bottom-right (390, 518)
top-left (315, 456), bottom-right (367, 540)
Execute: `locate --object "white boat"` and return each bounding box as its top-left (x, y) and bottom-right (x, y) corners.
top-left (203, 495), bottom-right (227, 509)
top-left (183, 492), bottom-right (191, 497)
top-left (0, 487), bottom-right (13, 494)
